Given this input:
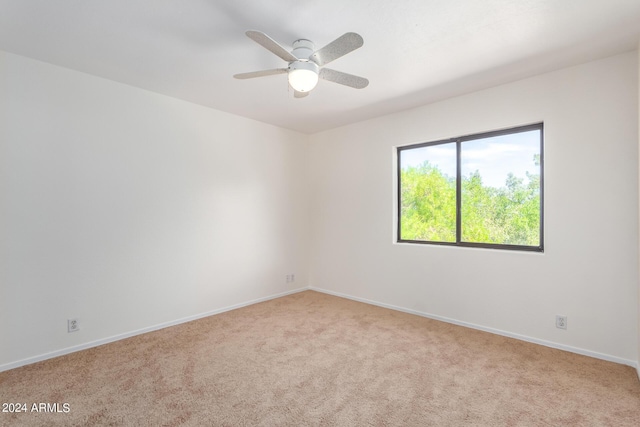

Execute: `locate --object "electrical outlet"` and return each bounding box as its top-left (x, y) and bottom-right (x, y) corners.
top-left (68, 318), bottom-right (80, 333)
top-left (291, 274), bottom-right (295, 282)
top-left (556, 315), bottom-right (567, 330)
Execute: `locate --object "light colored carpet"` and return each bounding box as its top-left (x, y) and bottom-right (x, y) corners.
top-left (1, 290), bottom-right (639, 426)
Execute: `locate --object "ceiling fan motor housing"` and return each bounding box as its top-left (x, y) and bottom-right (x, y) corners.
top-left (291, 39), bottom-right (315, 60)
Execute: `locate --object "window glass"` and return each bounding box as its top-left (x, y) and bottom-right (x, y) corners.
top-left (399, 143), bottom-right (456, 242)
top-left (460, 130), bottom-right (541, 246)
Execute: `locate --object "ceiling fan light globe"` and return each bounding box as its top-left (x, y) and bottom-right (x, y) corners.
top-left (289, 69), bottom-right (318, 92)
top-left (288, 61), bottom-right (319, 92)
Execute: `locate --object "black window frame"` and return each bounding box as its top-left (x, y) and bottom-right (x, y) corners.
top-left (397, 123), bottom-right (544, 252)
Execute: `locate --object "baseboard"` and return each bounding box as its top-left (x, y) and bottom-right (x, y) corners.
top-left (309, 286), bottom-right (639, 369)
top-left (4, 286), bottom-right (637, 375)
top-left (0, 286), bottom-right (310, 373)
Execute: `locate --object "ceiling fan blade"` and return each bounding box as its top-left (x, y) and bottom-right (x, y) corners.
top-left (294, 90), bottom-right (309, 98)
top-left (310, 33), bottom-right (364, 66)
top-left (246, 30), bottom-right (298, 62)
top-left (319, 68), bottom-right (369, 89)
top-left (234, 68), bottom-right (287, 79)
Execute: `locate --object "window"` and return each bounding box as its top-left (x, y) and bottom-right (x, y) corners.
top-left (397, 123), bottom-right (543, 252)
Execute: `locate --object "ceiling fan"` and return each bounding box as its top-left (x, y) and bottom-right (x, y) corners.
top-left (234, 30), bottom-right (369, 98)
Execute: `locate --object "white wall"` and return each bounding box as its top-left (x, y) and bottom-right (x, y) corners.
top-left (309, 51), bottom-right (639, 365)
top-left (0, 51), bottom-right (309, 370)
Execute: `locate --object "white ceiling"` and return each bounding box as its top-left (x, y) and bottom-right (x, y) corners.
top-left (1, 0), bottom-right (639, 134)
